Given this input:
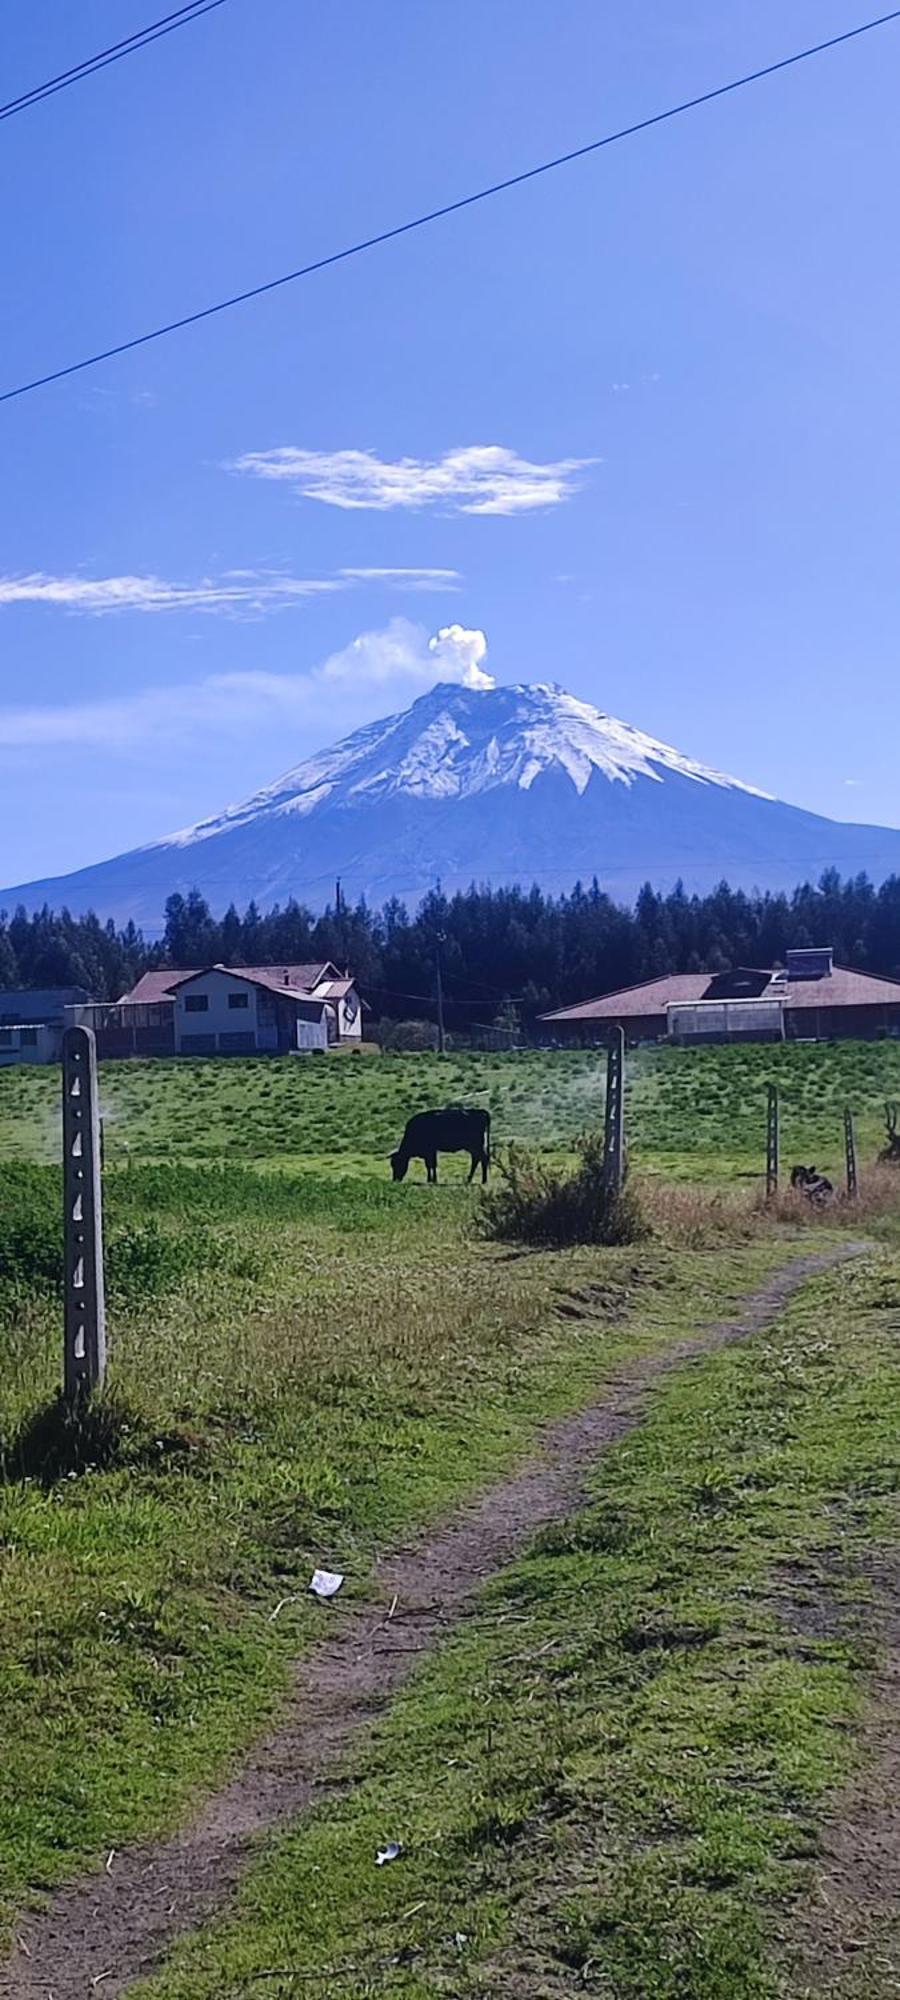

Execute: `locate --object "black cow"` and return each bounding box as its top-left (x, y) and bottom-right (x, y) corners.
top-left (390, 1106), bottom-right (491, 1185)
top-left (790, 1164), bottom-right (834, 1204)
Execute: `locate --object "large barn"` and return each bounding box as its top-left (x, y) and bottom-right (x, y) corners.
top-left (540, 949), bottom-right (900, 1046)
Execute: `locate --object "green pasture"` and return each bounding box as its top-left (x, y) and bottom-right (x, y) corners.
top-left (0, 1039), bottom-right (898, 1987)
top-left (1, 1037), bottom-right (899, 1180)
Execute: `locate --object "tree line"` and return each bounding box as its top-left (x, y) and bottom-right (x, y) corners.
top-left (1, 870), bottom-right (899, 1026)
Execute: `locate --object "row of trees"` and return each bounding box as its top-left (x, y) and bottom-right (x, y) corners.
top-left (2, 870), bottom-right (900, 1023)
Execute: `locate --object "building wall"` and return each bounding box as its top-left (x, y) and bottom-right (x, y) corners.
top-left (0, 989), bottom-right (88, 1027)
top-left (784, 1003), bottom-right (900, 1041)
top-left (0, 1023), bottom-right (60, 1066)
top-left (312, 982), bottom-right (363, 1042)
top-left (546, 1012), bottom-right (665, 1047)
top-left (174, 972), bottom-right (266, 1054)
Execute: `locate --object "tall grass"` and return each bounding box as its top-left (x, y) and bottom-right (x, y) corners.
top-left (479, 1135), bottom-right (646, 1248)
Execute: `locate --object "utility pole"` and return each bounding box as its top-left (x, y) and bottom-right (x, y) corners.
top-left (435, 931), bottom-right (447, 1055)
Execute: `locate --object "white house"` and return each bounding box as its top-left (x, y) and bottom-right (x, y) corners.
top-left (171, 967), bottom-right (330, 1056)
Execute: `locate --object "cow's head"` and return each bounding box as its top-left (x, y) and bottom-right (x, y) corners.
top-left (389, 1150), bottom-right (408, 1182)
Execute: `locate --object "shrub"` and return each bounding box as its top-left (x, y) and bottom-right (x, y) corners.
top-left (479, 1132), bottom-right (646, 1248)
top-left (376, 1019), bottom-right (440, 1053)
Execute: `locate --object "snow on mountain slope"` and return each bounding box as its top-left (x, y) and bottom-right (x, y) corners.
top-left (3, 678), bottom-right (899, 928)
top-left (158, 681), bottom-right (769, 851)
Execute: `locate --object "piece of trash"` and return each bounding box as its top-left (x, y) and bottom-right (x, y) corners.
top-left (105, 1850), bottom-right (115, 1874)
top-left (375, 1841), bottom-right (403, 1867)
top-left (454, 1932), bottom-right (469, 1951)
top-left (309, 1569), bottom-right (344, 1600)
top-left (268, 1596), bottom-right (299, 1623)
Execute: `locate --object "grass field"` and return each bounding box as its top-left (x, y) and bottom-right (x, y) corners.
top-left (136, 1245), bottom-right (900, 2000)
top-left (1, 1037), bottom-right (900, 1179)
top-left (0, 1041), bottom-right (898, 1991)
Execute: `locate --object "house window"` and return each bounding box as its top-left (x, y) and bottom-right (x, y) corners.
top-left (184, 994), bottom-right (209, 1014)
top-left (0, 1030), bottom-right (12, 1049)
top-left (19, 1028), bottom-right (38, 1047)
top-left (228, 992), bottom-right (250, 1010)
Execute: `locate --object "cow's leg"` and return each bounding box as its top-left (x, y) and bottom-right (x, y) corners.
top-left (467, 1150), bottom-right (478, 1184)
top-left (427, 1152), bottom-right (437, 1184)
top-left (481, 1146), bottom-right (489, 1185)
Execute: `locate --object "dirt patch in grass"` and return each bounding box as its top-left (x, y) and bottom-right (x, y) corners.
top-left (0, 1246), bottom-right (863, 2000)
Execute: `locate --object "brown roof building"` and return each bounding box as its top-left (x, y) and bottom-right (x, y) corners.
top-left (123, 962), bottom-right (339, 1005)
top-left (540, 949), bottom-right (900, 1045)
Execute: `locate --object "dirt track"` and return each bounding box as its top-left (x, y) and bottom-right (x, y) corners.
top-left (0, 1245), bottom-right (866, 2000)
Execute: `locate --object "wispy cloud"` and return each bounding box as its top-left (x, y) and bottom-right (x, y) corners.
top-left (0, 618), bottom-right (491, 751)
top-left (0, 567), bottom-right (461, 617)
top-left (340, 567), bottom-right (460, 591)
top-left (229, 445), bottom-right (596, 515)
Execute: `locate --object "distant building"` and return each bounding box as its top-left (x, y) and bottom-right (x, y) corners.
top-left (70, 962), bottom-right (365, 1059)
top-left (540, 949), bottom-right (900, 1046)
top-left (0, 987), bottom-right (90, 1066)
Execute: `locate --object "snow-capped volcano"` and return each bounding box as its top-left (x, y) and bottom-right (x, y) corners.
top-left (4, 678), bottom-right (899, 927)
top-left (161, 682), bottom-right (769, 850)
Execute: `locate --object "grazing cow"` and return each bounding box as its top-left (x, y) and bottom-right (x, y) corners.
top-left (390, 1105), bottom-right (491, 1185)
top-left (790, 1163), bottom-right (834, 1204)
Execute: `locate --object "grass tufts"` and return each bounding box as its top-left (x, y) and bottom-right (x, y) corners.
top-left (2, 1387), bottom-right (161, 1487)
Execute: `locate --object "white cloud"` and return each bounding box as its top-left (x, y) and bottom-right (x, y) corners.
top-left (0, 618), bottom-right (492, 751)
top-left (338, 567), bottom-right (460, 592)
top-left (229, 444), bottom-right (596, 515)
top-left (0, 568), bottom-right (461, 617)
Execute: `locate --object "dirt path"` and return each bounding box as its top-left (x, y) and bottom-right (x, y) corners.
top-left (778, 1560), bottom-right (900, 1998)
top-left (0, 1246), bottom-right (865, 2000)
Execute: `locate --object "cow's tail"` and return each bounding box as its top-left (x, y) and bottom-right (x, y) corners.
top-left (484, 1110), bottom-right (491, 1169)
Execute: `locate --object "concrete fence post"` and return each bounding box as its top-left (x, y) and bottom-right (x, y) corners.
top-left (603, 1026), bottom-right (626, 1196)
top-left (62, 1026), bottom-right (107, 1403)
top-left (766, 1084), bottom-right (780, 1199)
top-left (844, 1107), bottom-right (859, 1200)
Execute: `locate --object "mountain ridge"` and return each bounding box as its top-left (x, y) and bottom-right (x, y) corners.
top-left (3, 679), bottom-right (899, 929)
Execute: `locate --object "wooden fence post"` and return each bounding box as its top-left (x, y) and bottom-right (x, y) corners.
top-left (766, 1084), bottom-right (780, 1199)
top-left (844, 1107), bottom-right (858, 1200)
top-left (62, 1026), bottom-right (107, 1403)
top-left (603, 1026), bottom-right (626, 1196)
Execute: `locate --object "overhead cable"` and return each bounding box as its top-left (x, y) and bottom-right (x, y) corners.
top-left (0, 0), bottom-right (229, 127)
top-left (2, 7), bottom-right (899, 405)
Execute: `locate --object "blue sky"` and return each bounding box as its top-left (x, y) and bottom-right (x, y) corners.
top-left (1, 0), bottom-right (899, 886)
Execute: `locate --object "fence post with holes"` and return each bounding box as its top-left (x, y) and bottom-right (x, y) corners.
top-left (844, 1107), bottom-right (858, 1200)
top-left (603, 1025), bottom-right (626, 1196)
top-left (62, 1026), bottom-right (107, 1403)
top-left (766, 1084), bottom-right (780, 1198)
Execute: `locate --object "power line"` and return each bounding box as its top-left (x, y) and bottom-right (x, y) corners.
top-left (2, 7), bottom-right (899, 406)
top-left (0, 0), bottom-right (229, 127)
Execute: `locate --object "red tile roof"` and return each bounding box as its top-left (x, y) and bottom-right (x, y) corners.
top-left (778, 965), bottom-right (900, 1009)
top-left (542, 974), bottom-right (712, 1022)
top-left (542, 964), bottom-right (900, 1023)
